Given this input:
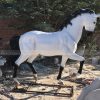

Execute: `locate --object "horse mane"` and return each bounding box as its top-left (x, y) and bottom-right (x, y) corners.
top-left (59, 9), bottom-right (95, 30)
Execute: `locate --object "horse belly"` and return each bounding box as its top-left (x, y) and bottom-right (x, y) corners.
top-left (36, 43), bottom-right (59, 51)
top-left (39, 51), bottom-right (63, 56)
top-left (35, 49), bottom-right (64, 56)
top-left (35, 38), bottom-right (63, 56)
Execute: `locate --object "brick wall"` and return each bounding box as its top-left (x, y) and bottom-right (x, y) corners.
top-left (96, 32), bottom-right (100, 49)
top-left (0, 19), bottom-right (26, 49)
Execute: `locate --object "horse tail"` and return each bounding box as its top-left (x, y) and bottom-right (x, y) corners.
top-left (10, 35), bottom-right (20, 51)
top-left (9, 35), bottom-right (20, 66)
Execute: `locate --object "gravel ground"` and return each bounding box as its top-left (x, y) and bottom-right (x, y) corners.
top-left (0, 61), bottom-right (100, 100)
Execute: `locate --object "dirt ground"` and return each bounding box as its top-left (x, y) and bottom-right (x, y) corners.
top-left (0, 61), bottom-right (100, 100)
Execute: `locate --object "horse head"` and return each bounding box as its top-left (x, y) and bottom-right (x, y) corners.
top-left (81, 11), bottom-right (100, 38)
top-left (82, 13), bottom-right (97, 32)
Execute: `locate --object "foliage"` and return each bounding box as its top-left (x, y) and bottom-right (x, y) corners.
top-left (0, 0), bottom-right (100, 31)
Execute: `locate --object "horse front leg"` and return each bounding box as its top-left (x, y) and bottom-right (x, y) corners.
top-left (78, 61), bottom-right (85, 74)
top-left (57, 56), bottom-right (68, 80)
top-left (69, 53), bottom-right (85, 73)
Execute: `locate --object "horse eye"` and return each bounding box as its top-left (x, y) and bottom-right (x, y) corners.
top-left (93, 22), bottom-right (96, 24)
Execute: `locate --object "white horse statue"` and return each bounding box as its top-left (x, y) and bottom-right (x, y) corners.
top-left (10, 9), bottom-right (100, 85)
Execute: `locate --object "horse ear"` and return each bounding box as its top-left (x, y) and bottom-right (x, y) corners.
top-left (96, 14), bottom-right (100, 18)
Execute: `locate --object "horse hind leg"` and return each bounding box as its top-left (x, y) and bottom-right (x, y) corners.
top-left (27, 55), bottom-right (38, 81)
top-left (13, 54), bottom-right (30, 85)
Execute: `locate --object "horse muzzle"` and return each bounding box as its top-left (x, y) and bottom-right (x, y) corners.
top-left (86, 30), bottom-right (94, 36)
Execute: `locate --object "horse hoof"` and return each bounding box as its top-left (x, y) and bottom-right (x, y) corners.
top-left (69, 73), bottom-right (81, 78)
top-left (15, 84), bottom-right (23, 89)
top-left (33, 74), bottom-right (38, 82)
top-left (57, 75), bottom-right (61, 80)
top-left (58, 79), bottom-right (64, 85)
top-left (13, 78), bottom-right (20, 85)
top-left (75, 73), bottom-right (82, 78)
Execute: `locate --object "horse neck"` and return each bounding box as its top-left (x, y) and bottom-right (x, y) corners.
top-left (62, 16), bottom-right (84, 43)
